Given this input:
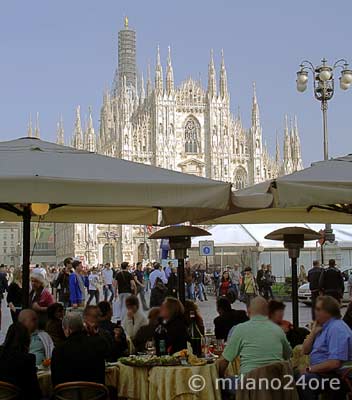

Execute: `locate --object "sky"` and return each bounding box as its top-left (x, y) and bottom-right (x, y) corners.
top-left (0, 0), bottom-right (351, 166)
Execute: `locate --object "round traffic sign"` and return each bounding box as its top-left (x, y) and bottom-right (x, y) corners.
top-left (203, 246), bottom-right (211, 255)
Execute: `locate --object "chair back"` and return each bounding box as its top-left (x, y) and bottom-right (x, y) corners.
top-left (0, 381), bottom-right (20, 400)
top-left (53, 382), bottom-right (109, 400)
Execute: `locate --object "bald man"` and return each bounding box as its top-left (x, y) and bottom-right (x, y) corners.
top-left (218, 297), bottom-right (292, 378)
top-left (18, 309), bottom-right (54, 366)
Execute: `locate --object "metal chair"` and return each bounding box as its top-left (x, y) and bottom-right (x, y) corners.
top-left (53, 382), bottom-right (109, 400)
top-left (0, 381), bottom-right (20, 400)
top-left (340, 368), bottom-right (352, 399)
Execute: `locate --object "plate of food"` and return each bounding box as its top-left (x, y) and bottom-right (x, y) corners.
top-left (119, 355), bottom-right (180, 367)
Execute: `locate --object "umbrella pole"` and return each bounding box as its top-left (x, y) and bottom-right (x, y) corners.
top-left (22, 205), bottom-right (31, 309)
top-left (291, 257), bottom-right (299, 329)
top-left (177, 258), bottom-right (186, 305)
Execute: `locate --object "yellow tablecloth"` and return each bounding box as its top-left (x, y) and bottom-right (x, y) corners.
top-left (37, 366), bottom-right (119, 397)
top-left (149, 363), bottom-right (222, 400)
top-left (117, 362), bottom-right (150, 399)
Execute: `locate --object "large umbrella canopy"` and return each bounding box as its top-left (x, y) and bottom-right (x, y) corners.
top-left (0, 136), bottom-right (232, 308)
top-left (199, 154), bottom-right (352, 224)
top-left (0, 137), bottom-right (232, 225)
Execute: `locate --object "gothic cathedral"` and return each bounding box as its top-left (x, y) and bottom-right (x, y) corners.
top-left (55, 18), bottom-right (303, 264)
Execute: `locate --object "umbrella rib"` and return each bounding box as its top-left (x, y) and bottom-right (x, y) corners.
top-left (0, 203), bottom-right (24, 216)
top-left (308, 204), bottom-right (352, 214)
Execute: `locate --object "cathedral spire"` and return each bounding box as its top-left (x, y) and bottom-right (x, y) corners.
top-left (146, 62), bottom-right (152, 97)
top-left (27, 114), bottom-right (33, 137)
top-left (72, 105), bottom-right (83, 149)
top-left (166, 45), bottom-right (174, 96)
top-left (34, 112), bottom-right (40, 138)
top-left (275, 132), bottom-right (280, 164)
top-left (251, 82), bottom-right (260, 130)
top-left (219, 49), bottom-right (228, 99)
top-left (293, 115), bottom-right (303, 170)
top-left (282, 114), bottom-right (293, 174)
top-left (140, 73), bottom-right (146, 104)
top-left (84, 106), bottom-right (96, 152)
top-left (56, 115), bottom-right (65, 145)
top-left (155, 45), bottom-right (163, 95)
top-left (207, 49), bottom-right (217, 98)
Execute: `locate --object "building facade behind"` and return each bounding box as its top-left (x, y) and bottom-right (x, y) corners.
top-left (53, 19), bottom-right (303, 265)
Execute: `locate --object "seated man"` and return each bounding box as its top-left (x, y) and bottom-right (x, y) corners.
top-left (218, 297), bottom-right (292, 384)
top-left (18, 309), bottom-right (54, 366)
top-left (214, 297), bottom-right (248, 340)
top-left (97, 301), bottom-right (128, 359)
top-left (51, 312), bottom-right (108, 386)
top-left (297, 295), bottom-right (352, 400)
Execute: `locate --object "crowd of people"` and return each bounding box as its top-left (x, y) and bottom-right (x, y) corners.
top-left (0, 259), bottom-right (351, 399)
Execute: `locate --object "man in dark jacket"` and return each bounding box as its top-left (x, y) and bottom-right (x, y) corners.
top-left (307, 260), bottom-right (322, 319)
top-left (214, 297), bottom-right (249, 340)
top-left (0, 264), bottom-right (8, 330)
top-left (319, 259), bottom-right (345, 302)
top-left (53, 258), bottom-right (72, 307)
top-left (51, 312), bottom-right (108, 387)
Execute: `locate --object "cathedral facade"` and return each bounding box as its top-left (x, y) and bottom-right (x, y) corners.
top-left (55, 19), bottom-right (303, 264)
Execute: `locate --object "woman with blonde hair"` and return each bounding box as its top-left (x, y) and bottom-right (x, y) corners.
top-left (7, 267), bottom-right (23, 322)
top-left (29, 272), bottom-right (54, 329)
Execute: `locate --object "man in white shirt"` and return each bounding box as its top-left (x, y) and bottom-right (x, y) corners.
top-left (149, 263), bottom-right (167, 289)
top-left (102, 263), bottom-right (114, 303)
top-left (87, 267), bottom-right (100, 305)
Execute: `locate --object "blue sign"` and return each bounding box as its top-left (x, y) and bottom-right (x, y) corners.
top-left (203, 246), bottom-right (211, 255)
top-left (199, 240), bottom-right (214, 256)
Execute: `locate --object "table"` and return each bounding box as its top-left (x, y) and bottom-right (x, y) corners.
top-left (117, 362), bottom-right (221, 400)
top-left (37, 365), bottom-right (119, 398)
top-left (116, 362), bottom-right (150, 399)
top-left (149, 363), bottom-right (221, 400)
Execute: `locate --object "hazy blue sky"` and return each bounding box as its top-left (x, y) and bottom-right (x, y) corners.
top-left (1, 0), bottom-right (351, 165)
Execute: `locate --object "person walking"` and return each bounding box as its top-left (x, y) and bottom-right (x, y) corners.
top-left (167, 266), bottom-right (178, 297)
top-left (256, 264), bottom-right (266, 296)
top-left (87, 267), bottom-right (100, 305)
top-left (7, 267), bottom-right (23, 322)
top-left (319, 259), bottom-right (345, 302)
top-left (53, 258), bottom-right (72, 308)
top-left (102, 263), bottom-right (114, 303)
top-left (185, 263), bottom-right (195, 300)
top-left (134, 262), bottom-right (148, 311)
top-left (263, 264), bottom-right (275, 300)
top-left (0, 264), bottom-right (8, 330)
top-left (241, 267), bottom-right (258, 309)
top-left (307, 260), bottom-right (322, 320)
top-left (115, 262), bottom-right (136, 321)
top-left (69, 260), bottom-right (87, 308)
top-left (230, 264), bottom-right (241, 299)
top-left (298, 264), bottom-right (307, 285)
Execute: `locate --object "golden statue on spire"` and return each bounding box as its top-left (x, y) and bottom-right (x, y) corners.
top-left (124, 16), bottom-right (129, 28)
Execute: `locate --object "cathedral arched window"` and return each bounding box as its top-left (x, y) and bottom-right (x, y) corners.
top-left (184, 116), bottom-right (200, 153)
top-left (234, 167), bottom-right (247, 190)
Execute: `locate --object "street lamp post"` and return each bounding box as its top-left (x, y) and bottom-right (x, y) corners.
top-left (296, 58), bottom-right (352, 257)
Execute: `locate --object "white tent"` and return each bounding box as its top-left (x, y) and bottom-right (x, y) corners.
top-left (200, 154), bottom-right (352, 224)
top-left (192, 224), bottom-right (352, 277)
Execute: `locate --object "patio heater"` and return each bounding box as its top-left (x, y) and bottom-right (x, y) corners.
top-left (149, 226), bottom-right (211, 304)
top-left (265, 227), bottom-right (320, 329)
